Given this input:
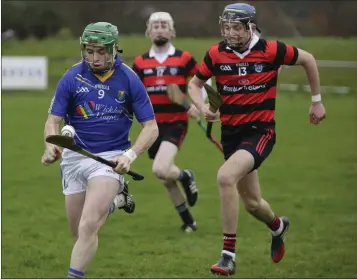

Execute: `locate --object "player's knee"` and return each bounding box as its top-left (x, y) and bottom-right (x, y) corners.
top-left (152, 163), bottom-right (170, 180)
top-left (217, 169), bottom-right (237, 188)
top-left (77, 217), bottom-right (101, 239)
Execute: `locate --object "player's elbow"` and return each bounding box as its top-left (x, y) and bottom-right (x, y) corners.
top-left (152, 122), bottom-right (159, 141)
top-left (188, 76), bottom-right (202, 96)
top-left (46, 114), bottom-right (63, 125)
top-left (44, 114), bottom-right (63, 132)
top-left (188, 78), bottom-right (196, 92)
top-left (143, 119), bottom-right (159, 142)
top-left (189, 75), bottom-right (202, 87)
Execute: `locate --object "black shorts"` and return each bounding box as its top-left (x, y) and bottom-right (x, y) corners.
top-left (222, 126), bottom-right (276, 171)
top-left (148, 122), bottom-right (188, 160)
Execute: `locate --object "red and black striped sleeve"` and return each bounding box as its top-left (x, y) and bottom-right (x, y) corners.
top-left (195, 47), bottom-right (215, 81)
top-left (183, 51), bottom-right (199, 77)
top-left (132, 56), bottom-right (144, 80)
top-left (269, 40), bottom-right (299, 66)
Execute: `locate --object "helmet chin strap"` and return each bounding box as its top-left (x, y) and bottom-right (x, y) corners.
top-left (242, 24), bottom-right (254, 49)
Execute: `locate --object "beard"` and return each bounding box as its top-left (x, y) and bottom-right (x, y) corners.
top-left (153, 37), bottom-right (169, 46)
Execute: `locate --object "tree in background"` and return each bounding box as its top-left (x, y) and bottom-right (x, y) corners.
top-left (2, 1), bottom-right (356, 40)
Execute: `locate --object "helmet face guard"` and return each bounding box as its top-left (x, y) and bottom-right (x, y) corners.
top-left (219, 9), bottom-right (252, 49)
top-left (219, 3), bottom-right (261, 48)
top-left (220, 9), bottom-right (251, 29)
top-left (80, 22), bottom-right (122, 74)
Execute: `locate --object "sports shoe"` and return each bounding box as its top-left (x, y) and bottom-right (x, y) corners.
top-left (210, 253), bottom-right (236, 276)
top-left (180, 222), bottom-right (197, 233)
top-left (271, 216), bottom-right (290, 263)
top-left (180, 170), bottom-right (198, 207)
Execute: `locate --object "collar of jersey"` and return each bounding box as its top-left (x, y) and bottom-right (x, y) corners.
top-left (149, 43), bottom-right (175, 58)
top-left (226, 34), bottom-right (260, 59)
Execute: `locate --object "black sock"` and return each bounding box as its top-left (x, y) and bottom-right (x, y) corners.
top-left (178, 170), bottom-right (189, 182)
top-left (176, 202), bottom-right (194, 225)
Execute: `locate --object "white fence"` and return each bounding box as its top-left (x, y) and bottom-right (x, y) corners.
top-left (316, 60), bottom-right (357, 69)
top-left (280, 60), bottom-right (356, 94)
top-left (0, 56), bottom-right (355, 93)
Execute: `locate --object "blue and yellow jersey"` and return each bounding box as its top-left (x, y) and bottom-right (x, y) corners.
top-left (49, 57), bottom-right (155, 153)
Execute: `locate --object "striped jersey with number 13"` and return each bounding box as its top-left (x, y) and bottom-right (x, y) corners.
top-left (196, 35), bottom-right (298, 130)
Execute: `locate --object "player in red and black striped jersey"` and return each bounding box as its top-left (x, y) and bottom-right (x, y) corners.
top-left (132, 12), bottom-right (203, 233)
top-left (188, 3), bottom-right (326, 275)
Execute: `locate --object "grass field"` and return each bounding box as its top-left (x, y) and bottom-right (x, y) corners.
top-left (2, 36), bottom-right (357, 278)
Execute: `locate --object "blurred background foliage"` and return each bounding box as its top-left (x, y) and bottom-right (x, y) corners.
top-left (2, 0), bottom-right (357, 40)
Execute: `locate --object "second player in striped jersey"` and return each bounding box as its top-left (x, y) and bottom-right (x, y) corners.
top-left (132, 12), bottom-right (203, 232)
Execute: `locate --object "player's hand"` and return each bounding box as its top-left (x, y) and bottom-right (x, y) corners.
top-left (309, 102), bottom-right (326, 124)
top-left (113, 155), bottom-right (131, 174)
top-left (41, 144), bottom-right (62, 166)
top-left (187, 104), bottom-right (200, 119)
top-left (201, 104), bottom-right (220, 122)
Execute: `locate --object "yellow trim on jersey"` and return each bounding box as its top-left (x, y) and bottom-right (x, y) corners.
top-left (94, 69), bottom-right (115, 83)
top-left (75, 77), bottom-right (96, 88)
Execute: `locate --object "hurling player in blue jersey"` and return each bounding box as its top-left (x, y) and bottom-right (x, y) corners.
top-left (41, 22), bottom-right (158, 279)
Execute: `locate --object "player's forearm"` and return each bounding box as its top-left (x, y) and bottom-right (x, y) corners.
top-left (302, 56), bottom-right (321, 97)
top-left (188, 80), bottom-right (206, 112)
top-left (44, 122), bottom-right (60, 137)
top-left (44, 115), bottom-right (62, 146)
top-left (130, 119), bottom-right (159, 157)
top-left (44, 122), bottom-right (60, 147)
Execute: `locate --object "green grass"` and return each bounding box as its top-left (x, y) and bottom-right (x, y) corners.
top-left (2, 92), bottom-right (357, 278)
top-left (2, 36), bottom-right (357, 278)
